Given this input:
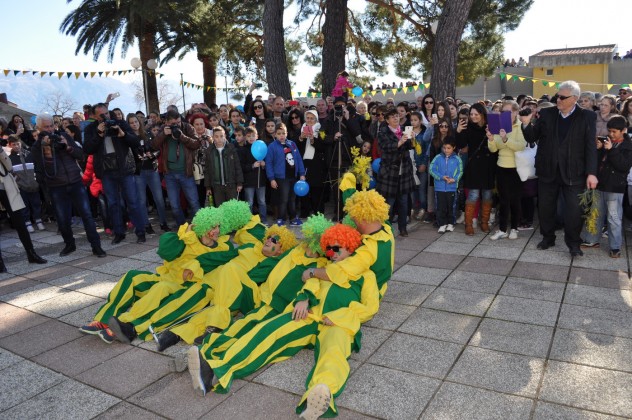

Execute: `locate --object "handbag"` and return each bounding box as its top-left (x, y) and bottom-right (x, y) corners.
top-left (515, 143), bottom-right (537, 181)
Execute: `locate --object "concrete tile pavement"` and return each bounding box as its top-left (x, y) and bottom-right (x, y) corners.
top-left (1, 220), bottom-right (632, 419)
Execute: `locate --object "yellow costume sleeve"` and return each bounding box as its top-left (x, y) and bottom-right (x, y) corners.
top-left (178, 223), bottom-right (200, 246)
top-left (179, 259), bottom-right (205, 283)
top-left (324, 240), bottom-right (377, 288)
top-left (295, 277), bottom-right (321, 307)
top-left (323, 271), bottom-right (380, 336)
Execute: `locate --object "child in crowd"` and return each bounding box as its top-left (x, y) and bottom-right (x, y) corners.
top-left (429, 139), bottom-right (463, 233)
top-left (262, 119), bottom-right (276, 144)
top-left (265, 123), bottom-right (306, 226)
top-left (331, 70), bottom-right (354, 100)
top-left (581, 115), bottom-right (632, 258)
top-left (240, 127), bottom-right (268, 223)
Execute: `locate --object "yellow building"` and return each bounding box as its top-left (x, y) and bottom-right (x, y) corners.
top-left (529, 44), bottom-right (616, 98)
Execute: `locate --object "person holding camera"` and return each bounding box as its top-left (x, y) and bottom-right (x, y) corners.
top-left (323, 96), bottom-right (362, 220)
top-left (153, 109), bottom-right (201, 226)
top-left (84, 103), bottom-right (146, 245)
top-left (32, 114), bottom-right (106, 257)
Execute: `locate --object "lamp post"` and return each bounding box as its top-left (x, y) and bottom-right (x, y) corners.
top-left (131, 57), bottom-right (158, 115)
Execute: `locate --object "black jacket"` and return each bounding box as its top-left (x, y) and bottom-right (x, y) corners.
top-left (238, 142), bottom-right (267, 188)
top-left (83, 119), bottom-right (140, 178)
top-left (524, 106), bottom-right (597, 185)
top-left (31, 132), bottom-right (84, 187)
top-left (595, 134), bottom-right (632, 194)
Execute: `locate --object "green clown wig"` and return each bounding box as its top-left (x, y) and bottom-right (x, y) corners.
top-left (301, 213), bottom-right (334, 255)
top-left (219, 199), bottom-right (253, 232)
top-left (191, 207), bottom-right (226, 237)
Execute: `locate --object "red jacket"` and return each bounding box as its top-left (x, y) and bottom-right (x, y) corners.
top-left (82, 155), bottom-right (103, 198)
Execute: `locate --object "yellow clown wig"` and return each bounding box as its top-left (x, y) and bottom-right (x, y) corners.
top-left (264, 225), bottom-right (298, 253)
top-left (219, 199), bottom-right (253, 232)
top-left (191, 206), bottom-right (225, 237)
top-left (343, 190), bottom-right (390, 223)
top-left (320, 224), bottom-right (362, 255)
top-left (301, 213), bottom-right (334, 255)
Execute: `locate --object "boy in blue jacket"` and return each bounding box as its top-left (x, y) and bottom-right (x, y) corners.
top-left (265, 123), bottom-right (306, 226)
top-left (429, 138), bottom-right (463, 233)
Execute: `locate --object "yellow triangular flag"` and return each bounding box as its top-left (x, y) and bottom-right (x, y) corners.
top-left (381, 89), bottom-right (387, 96)
top-left (548, 81), bottom-right (556, 87)
top-left (518, 77), bottom-right (525, 82)
top-left (57, 72), bottom-right (64, 79)
top-left (3, 70), bottom-right (9, 76)
top-left (22, 70), bottom-right (28, 75)
top-left (424, 83), bottom-right (430, 89)
top-left (607, 84), bottom-right (614, 90)
top-left (413, 85), bottom-right (419, 91)
top-left (75, 72), bottom-right (81, 79)
top-left (105, 71), bottom-right (110, 77)
top-left (206, 86), bottom-right (211, 92)
top-left (40, 72), bottom-right (46, 77)
top-left (90, 72), bottom-right (96, 78)
top-left (532, 79), bottom-right (538, 83)
top-left (391, 88), bottom-right (398, 95)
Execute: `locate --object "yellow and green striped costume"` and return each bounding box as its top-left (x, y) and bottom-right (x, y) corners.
top-left (93, 224), bottom-right (234, 324)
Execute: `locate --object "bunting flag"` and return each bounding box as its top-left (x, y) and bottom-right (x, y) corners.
top-left (0, 67), bottom-right (164, 81)
top-left (499, 72), bottom-right (629, 90)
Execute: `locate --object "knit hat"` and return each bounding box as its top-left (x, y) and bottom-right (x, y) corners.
top-left (304, 110), bottom-right (319, 122)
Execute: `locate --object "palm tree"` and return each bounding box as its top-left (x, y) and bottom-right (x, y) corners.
top-left (60, 0), bottom-right (191, 113)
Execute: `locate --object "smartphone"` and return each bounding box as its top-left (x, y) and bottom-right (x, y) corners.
top-left (111, 92), bottom-right (120, 99)
top-left (432, 113), bottom-right (437, 120)
top-left (251, 117), bottom-right (256, 124)
top-left (404, 126), bottom-right (413, 136)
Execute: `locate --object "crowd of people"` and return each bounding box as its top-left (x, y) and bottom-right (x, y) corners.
top-left (1, 76), bottom-right (632, 418)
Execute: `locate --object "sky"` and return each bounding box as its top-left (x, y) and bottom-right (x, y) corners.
top-left (0, 0), bottom-right (629, 114)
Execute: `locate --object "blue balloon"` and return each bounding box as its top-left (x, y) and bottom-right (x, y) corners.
top-left (371, 158), bottom-right (381, 173)
top-left (294, 180), bottom-right (310, 197)
top-left (236, 105), bottom-right (244, 112)
top-left (351, 86), bottom-right (364, 97)
top-left (30, 115), bottom-right (37, 126)
top-left (369, 178), bottom-right (376, 189)
top-left (251, 140), bottom-right (268, 161)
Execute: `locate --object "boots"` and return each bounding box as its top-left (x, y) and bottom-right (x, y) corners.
top-left (0, 255), bottom-right (6, 273)
top-left (26, 248), bottom-right (47, 264)
top-left (464, 203), bottom-right (476, 236)
top-left (480, 201), bottom-right (493, 233)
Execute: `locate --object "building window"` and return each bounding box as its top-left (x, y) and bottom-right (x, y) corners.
top-left (546, 69), bottom-right (554, 76)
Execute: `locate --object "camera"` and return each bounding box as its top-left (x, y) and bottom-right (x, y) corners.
top-left (169, 124), bottom-right (182, 138)
top-left (100, 113), bottom-right (120, 136)
top-left (518, 108), bottom-right (532, 117)
top-left (38, 131), bottom-right (66, 151)
top-left (334, 105), bottom-right (344, 118)
top-left (255, 83), bottom-right (263, 88)
top-left (597, 136), bottom-right (608, 142)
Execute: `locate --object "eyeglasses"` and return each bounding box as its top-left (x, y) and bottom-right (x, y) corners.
top-left (438, 124), bottom-right (449, 128)
top-left (424, 101), bottom-right (434, 105)
top-left (371, 113), bottom-right (376, 116)
top-left (291, 115), bottom-right (300, 120)
top-left (326, 245), bottom-right (341, 252)
top-left (557, 95), bottom-right (574, 101)
top-left (253, 105), bottom-right (264, 110)
top-left (267, 235), bottom-right (280, 244)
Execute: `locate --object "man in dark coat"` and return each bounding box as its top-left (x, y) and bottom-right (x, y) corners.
top-left (521, 80), bottom-right (598, 257)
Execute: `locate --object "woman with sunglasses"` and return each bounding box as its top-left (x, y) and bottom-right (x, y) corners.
top-left (419, 94), bottom-right (436, 127)
top-left (456, 103), bottom-right (497, 235)
top-left (286, 109), bottom-right (304, 141)
top-left (247, 99), bottom-right (272, 139)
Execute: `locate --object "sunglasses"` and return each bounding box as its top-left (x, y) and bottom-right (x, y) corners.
top-left (557, 95), bottom-right (574, 101)
top-left (371, 113), bottom-right (376, 116)
top-left (326, 245), bottom-right (341, 252)
top-left (424, 101), bottom-right (434, 104)
top-left (291, 115), bottom-right (300, 119)
top-left (267, 235), bottom-right (280, 244)
top-left (377, 113), bottom-right (384, 117)
top-left (253, 105), bottom-right (264, 110)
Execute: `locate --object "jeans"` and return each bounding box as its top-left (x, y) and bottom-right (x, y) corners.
top-left (387, 192), bottom-right (410, 232)
top-left (466, 188), bottom-right (493, 203)
top-left (582, 191), bottom-right (624, 250)
top-left (244, 186), bottom-right (267, 221)
top-left (135, 170), bottom-right (168, 226)
top-left (20, 189), bottom-right (42, 222)
top-left (413, 170), bottom-right (428, 211)
top-left (48, 181), bottom-right (101, 248)
top-left (274, 178), bottom-right (297, 221)
top-left (102, 173), bottom-right (145, 237)
top-left (164, 172), bottom-right (200, 226)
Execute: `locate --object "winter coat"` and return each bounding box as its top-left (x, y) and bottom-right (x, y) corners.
top-left (83, 119), bottom-right (140, 178)
top-left (152, 121), bottom-right (200, 177)
top-left (429, 152), bottom-right (463, 193)
top-left (487, 120), bottom-right (526, 168)
top-left (456, 123), bottom-right (498, 189)
top-left (31, 132), bottom-right (84, 187)
top-left (595, 135), bottom-right (632, 194)
top-left (203, 142), bottom-right (244, 187)
top-left (376, 124), bottom-right (415, 197)
top-left (238, 142), bottom-right (267, 188)
top-left (265, 139), bottom-right (305, 181)
top-left (82, 155), bottom-right (103, 198)
top-left (523, 106), bottom-right (597, 186)
top-left (0, 148), bottom-right (25, 211)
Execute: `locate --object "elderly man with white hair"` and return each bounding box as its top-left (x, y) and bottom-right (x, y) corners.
top-left (31, 114), bottom-right (106, 258)
top-left (520, 80), bottom-right (598, 257)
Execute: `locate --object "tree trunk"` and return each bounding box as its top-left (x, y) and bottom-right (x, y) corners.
top-left (139, 24), bottom-right (160, 114)
top-left (263, 0), bottom-right (292, 99)
top-left (199, 54), bottom-right (217, 106)
top-left (429, 0), bottom-right (474, 101)
top-left (321, 0), bottom-right (348, 98)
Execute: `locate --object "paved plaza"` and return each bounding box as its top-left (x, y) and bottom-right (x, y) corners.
top-left (1, 219), bottom-right (631, 419)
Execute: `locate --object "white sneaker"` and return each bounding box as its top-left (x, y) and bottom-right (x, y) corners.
top-left (26, 223), bottom-right (34, 233)
top-left (456, 212), bottom-right (464, 224)
top-left (472, 218), bottom-right (478, 228)
top-left (36, 221), bottom-right (46, 231)
top-left (415, 209), bottom-right (425, 221)
top-left (446, 224), bottom-right (455, 232)
top-left (508, 229), bottom-right (518, 239)
top-left (490, 230), bottom-right (508, 240)
top-left (438, 225), bottom-right (447, 233)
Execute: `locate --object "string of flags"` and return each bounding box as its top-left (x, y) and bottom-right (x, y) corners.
top-left (1, 68), bottom-right (164, 79)
top-left (500, 72), bottom-right (631, 90)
